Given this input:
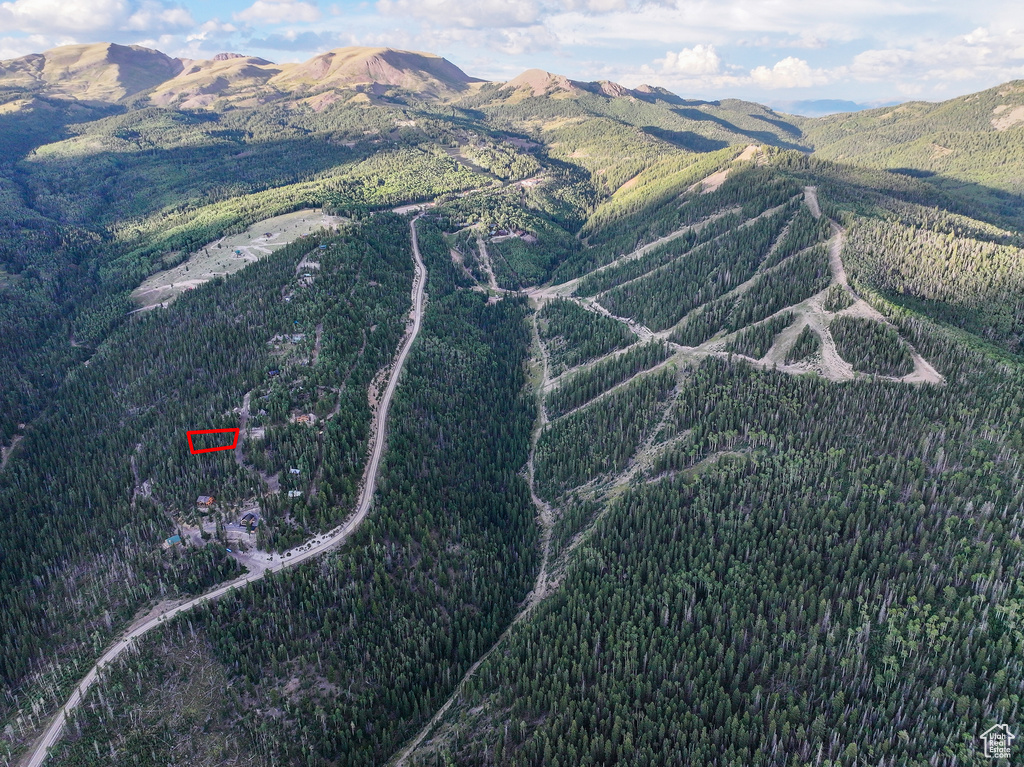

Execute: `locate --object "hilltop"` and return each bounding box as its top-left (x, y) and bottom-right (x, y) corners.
top-left (268, 46), bottom-right (483, 100)
top-left (149, 54), bottom-right (281, 109)
top-left (0, 43), bottom-right (183, 102)
top-left (798, 80), bottom-right (1024, 210)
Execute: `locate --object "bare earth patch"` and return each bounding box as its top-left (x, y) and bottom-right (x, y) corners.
top-left (687, 144), bottom-right (759, 194)
top-left (1, 434), bottom-right (23, 470)
top-left (992, 104), bottom-right (1024, 131)
top-left (131, 209), bottom-right (345, 310)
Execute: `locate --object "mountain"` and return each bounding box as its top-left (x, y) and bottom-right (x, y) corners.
top-left (798, 80), bottom-right (1024, 212)
top-left (0, 44), bottom-right (484, 107)
top-left (500, 68), bottom-right (585, 97)
top-left (2, 42), bottom-right (1024, 767)
top-left (498, 68), bottom-right (636, 98)
top-left (149, 54), bottom-right (281, 109)
top-left (0, 42), bottom-right (183, 102)
top-left (460, 71), bottom-right (807, 195)
top-left (267, 46), bottom-right (482, 99)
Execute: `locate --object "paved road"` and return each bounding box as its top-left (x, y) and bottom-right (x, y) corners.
top-left (20, 215), bottom-right (428, 767)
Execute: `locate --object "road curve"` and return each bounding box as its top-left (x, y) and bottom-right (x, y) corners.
top-left (21, 215), bottom-right (429, 767)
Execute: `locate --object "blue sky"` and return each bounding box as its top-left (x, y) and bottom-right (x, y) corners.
top-left (2, 0), bottom-right (1023, 104)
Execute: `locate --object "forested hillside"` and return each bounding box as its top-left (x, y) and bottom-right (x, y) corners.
top-left (0, 218), bottom-right (415, 757)
top-left (2, 42), bottom-right (1024, 767)
top-left (44, 218), bottom-right (538, 767)
top-left (418, 348), bottom-right (1024, 766)
top-left (799, 81), bottom-right (1024, 221)
top-left (395, 158), bottom-right (1024, 767)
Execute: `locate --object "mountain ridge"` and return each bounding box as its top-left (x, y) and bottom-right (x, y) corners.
top-left (0, 42), bottom-right (183, 103)
top-left (0, 43), bottom-right (488, 106)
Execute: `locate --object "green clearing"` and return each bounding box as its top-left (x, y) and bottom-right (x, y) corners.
top-left (130, 209), bottom-right (346, 309)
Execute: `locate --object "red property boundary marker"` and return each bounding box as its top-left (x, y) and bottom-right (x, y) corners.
top-left (186, 428), bottom-right (240, 454)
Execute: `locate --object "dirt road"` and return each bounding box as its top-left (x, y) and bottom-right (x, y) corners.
top-left (804, 185), bottom-right (822, 219)
top-left (20, 216), bottom-right (429, 767)
top-left (476, 233), bottom-right (500, 292)
top-left (1, 434), bottom-right (22, 471)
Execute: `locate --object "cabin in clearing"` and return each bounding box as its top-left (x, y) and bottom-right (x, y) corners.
top-left (240, 512), bottom-right (259, 528)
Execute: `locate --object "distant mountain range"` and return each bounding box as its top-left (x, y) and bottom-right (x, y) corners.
top-left (0, 42), bottom-right (482, 106)
top-left (0, 42), bottom-right (711, 109)
top-left (3, 41), bottom-right (1024, 219)
top-left (769, 99), bottom-right (878, 117)
top-left (0, 44), bottom-right (887, 118)
top-left (2, 41), bottom-right (1023, 204)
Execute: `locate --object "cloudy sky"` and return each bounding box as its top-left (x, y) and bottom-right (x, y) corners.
top-left (2, 0), bottom-right (1023, 105)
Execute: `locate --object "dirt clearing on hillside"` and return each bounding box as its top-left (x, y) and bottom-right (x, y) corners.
top-left (687, 144), bottom-right (759, 194)
top-left (131, 209), bottom-right (345, 310)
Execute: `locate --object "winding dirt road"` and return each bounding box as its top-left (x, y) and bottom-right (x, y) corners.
top-left (20, 215), bottom-right (429, 767)
top-left (1, 434), bottom-right (22, 471)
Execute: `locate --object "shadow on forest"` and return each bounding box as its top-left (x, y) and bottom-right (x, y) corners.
top-left (750, 113), bottom-right (804, 138)
top-left (642, 126), bottom-right (728, 153)
top-left (672, 107), bottom-right (808, 152)
top-left (890, 167), bottom-right (937, 178)
top-left (20, 131), bottom-right (363, 228)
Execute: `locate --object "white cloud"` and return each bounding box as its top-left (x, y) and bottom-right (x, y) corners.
top-left (658, 44), bottom-right (721, 75)
top-left (572, 0), bottom-right (628, 10)
top-left (490, 25), bottom-right (561, 56)
top-left (125, 1), bottom-right (193, 32)
top-left (630, 23), bottom-right (1024, 99)
top-left (131, 32), bottom-right (182, 50)
top-left (629, 50), bottom-right (831, 95)
top-left (186, 19), bottom-right (238, 43)
top-left (377, 0), bottom-right (540, 28)
top-left (2, 0), bottom-right (128, 33)
top-left (376, 22), bottom-right (559, 60)
top-left (235, 0), bottom-right (321, 24)
top-left (749, 56), bottom-right (824, 88)
top-left (847, 47), bottom-right (911, 80)
top-left (848, 26), bottom-right (1024, 83)
top-left (0, 32), bottom-right (71, 59)
top-left (545, 2), bottom-right (870, 47)
top-left (0, 0), bottom-right (192, 35)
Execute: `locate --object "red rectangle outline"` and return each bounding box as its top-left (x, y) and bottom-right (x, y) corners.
top-left (186, 428), bottom-right (240, 454)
